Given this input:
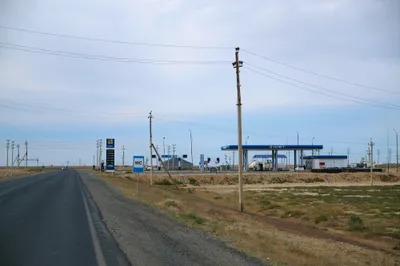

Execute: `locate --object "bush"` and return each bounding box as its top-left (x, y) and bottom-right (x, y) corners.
top-left (164, 200), bottom-right (179, 208)
top-left (154, 178), bottom-right (172, 185)
top-left (315, 215), bottom-right (329, 224)
top-left (188, 177), bottom-right (200, 186)
top-left (348, 215), bottom-right (365, 231)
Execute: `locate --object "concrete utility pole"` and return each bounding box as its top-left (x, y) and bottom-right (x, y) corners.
top-left (233, 47), bottom-right (244, 212)
top-left (11, 141), bottom-right (15, 167)
top-left (17, 144), bottom-right (20, 167)
top-left (96, 140), bottom-right (99, 168)
top-left (189, 129), bottom-right (193, 170)
top-left (369, 138), bottom-right (375, 186)
top-left (122, 145), bottom-right (126, 169)
top-left (296, 132), bottom-right (299, 166)
top-left (377, 149), bottom-right (380, 165)
top-left (167, 145), bottom-right (171, 170)
top-left (347, 148), bottom-right (350, 167)
top-left (394, 129), bottom-right (399, 172)
top-left (163, 137), bottom-right (166, 166)
top-left (93, 154), bottom-right (95, 166)
top-left (232, 151), bottom-right (235, 171)
top-left (387, 129), bottom-right (390, 172)
top-left (99, 139), bottom-right (103, 169)
top-left (149, 111), bottom-right (154, 185)
top-left (25, 141), bottom-right (28, 168)
top-left (172, 144), bottom-right (176, 170)
top-left (312, 137), bottom-right (315, 156)
top-left (6, 140), bottom-right (10, 168)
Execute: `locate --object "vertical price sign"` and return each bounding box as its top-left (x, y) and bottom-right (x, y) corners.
top-left (106, 138), bottom-right (115, 172)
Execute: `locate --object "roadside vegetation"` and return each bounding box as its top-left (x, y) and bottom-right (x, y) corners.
top-left (100, 173), bottom-right (400, 266)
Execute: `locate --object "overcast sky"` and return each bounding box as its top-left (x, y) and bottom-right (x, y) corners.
top-left (1, 0), bottom-right (399, 166)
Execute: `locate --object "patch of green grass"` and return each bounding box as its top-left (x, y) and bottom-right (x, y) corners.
top-left (255, 195), bottom-right (281, 210)
top-left (181, 212), bottom-right (207, 225)
top-left (348, 215), bottom-right (366, 231)
top-left (314, 215), bottom-right (329, 224)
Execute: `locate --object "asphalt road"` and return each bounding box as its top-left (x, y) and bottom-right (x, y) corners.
top-left (0, 170), bottom-right (264, 266)
top-left (0, 170), bottom-right (130, 266)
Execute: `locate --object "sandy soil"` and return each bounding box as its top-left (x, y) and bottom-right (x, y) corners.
top-left (100, 173), bottom-right (400, 266)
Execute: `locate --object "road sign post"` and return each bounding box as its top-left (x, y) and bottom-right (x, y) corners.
top-left (133, 156), bottom-right (145, 197)
top-left (106, 138), bottom-right (115, 173)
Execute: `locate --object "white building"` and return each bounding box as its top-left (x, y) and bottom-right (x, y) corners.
top-left (303, 155), bottom-right (348, 170)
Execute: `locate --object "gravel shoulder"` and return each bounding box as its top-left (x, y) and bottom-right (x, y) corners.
top-left (79, 171), bottom-right (264, 266)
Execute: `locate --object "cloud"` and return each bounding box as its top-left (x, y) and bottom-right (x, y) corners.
top-left (0, 0), bottom-right (399, 127)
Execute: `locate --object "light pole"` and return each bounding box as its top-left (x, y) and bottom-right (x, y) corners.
top-left (312, 137), bottom-right (315, 156)
top-left (395, 130), bottom-right (398, 172)
top-left (163, 137), bottom-right (166, 165)
top-left (245, 136), bottom-right (249, 145)
top-left (189, 129), bottom-right (193, 170)
top-left (296, 132), bottom-right (300, 166)
top-left (233, 47), bottom-right (244, 212)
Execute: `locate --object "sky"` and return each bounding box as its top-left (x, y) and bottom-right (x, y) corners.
top-left (0, 0), bottom-right (399, 166)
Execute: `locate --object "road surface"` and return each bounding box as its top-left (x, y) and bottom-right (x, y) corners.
top-left (0, 170), bottom-right (129, 266)
top-left (0, 170), bottom-right (264, 266)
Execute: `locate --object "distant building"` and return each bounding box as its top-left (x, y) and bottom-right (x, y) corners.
top-left (161, 158), bottom-right (193, 170)
top-left (303, 155), bottom-right (348, 170)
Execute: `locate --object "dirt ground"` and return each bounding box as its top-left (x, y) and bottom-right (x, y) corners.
top-left (0, 168), bottom-right (43, 180)
top-left (99, 171), bottom-right (400, 266)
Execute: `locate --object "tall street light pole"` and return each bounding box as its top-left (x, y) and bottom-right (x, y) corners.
top-left (163, 137), bottom-right (166, 166)
top-left (189, 129), bottom-right (193, 170)
top-left (312, 137), bottom-right (315, 156)
top-left (233, 47), bottom-right (244, 212)
top-left (245, 136), bottom-right (249, 145)
top-left (296, 132), bottom-right (300, 166)
top-left (396, 129), bottom-right (399, 172)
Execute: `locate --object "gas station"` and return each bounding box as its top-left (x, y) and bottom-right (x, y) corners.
top-left (221, 145), bottom-right (324, 171)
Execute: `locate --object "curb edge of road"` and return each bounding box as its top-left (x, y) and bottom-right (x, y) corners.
top-left (77, 173), bottom-right (132, 266)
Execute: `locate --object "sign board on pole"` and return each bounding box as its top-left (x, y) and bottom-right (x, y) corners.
top-left (106, 138), bottom-right (115, 149)
top-left (133, 156), bottom-right (145, 173)
top-left (106, 149), bottom-right (115, 171)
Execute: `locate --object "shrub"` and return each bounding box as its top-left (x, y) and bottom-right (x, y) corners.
top-left (154, 178), bottom-right (172, 185)
top-left (315, 215), bottom-right (329, 224)
top-left (348, 215), bottom-right (365, 231)
top-left (188, 177), bottom-right (200, 186)
top-left (164, 200), bottom-right (179, 208)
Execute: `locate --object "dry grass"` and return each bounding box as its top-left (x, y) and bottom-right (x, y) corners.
top-left (100, 173), bottom-right (400, 266)
top-left (0, 168), bottom-right (43, 180)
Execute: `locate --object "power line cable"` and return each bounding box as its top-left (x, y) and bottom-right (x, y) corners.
top-left (244, 67), bottom-right (400, 111)
top-left (242, 49), bottom-right (400, 95)
top-left (0, 25), bottom-right (233, 50)
top-left (0, 103), bottom-right (148, 118)
top-left (0, 42), bottom-right (231, 65)
top-left (246, 62), bottom-right (400, 109)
